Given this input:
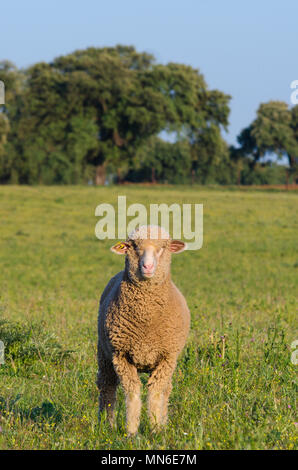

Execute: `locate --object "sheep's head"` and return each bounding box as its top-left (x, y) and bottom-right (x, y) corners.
top-left (110, 225), bottom-right (186, 284)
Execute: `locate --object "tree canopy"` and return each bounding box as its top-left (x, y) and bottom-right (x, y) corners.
top-left (236, 101), bottom-right (298, 177)
top-left (0, 46), bottom-right (297, 185)
top-left (0, 45), bottom-right (232, 184)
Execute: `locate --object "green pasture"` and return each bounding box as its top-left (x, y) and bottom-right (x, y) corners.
top-left (0, 185), bottom-right (297, 450)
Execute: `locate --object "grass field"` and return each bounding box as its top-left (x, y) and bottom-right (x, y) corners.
top-left (0, 185), bottom-right (297, 450)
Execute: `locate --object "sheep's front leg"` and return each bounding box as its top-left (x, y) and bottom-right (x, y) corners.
top-left (113, 353), bottom-right (142, 436)
top-left (147, 358), bottom-right (176, 430)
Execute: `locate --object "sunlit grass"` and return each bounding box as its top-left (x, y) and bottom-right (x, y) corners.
top-left (0, 185), bottom-right (297, 449)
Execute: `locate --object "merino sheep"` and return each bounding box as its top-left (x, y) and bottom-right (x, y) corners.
top-left (96, 225), bottom-right (190, 435)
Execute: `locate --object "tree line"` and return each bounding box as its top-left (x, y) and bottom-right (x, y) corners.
top-left (0, 45), bottom-right (297, 185)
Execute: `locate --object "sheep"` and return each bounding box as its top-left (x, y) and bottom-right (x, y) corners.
top-left (96, 225), bottom-right (190, 435)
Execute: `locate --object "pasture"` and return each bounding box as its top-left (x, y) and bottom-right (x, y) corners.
top-left (0, 185), bottom-right (297, 450)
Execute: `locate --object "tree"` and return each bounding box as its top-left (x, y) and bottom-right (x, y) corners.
top-left (289, 105), bottom-right (298, 179)
top-left (51, 46), bottom-right (170, 183)
top-left (146, 63), bottom-right (231, 183)
top-left (127, 136), bottom-right (192, 183)
top-left (0, 114), bottom-right (10, 177)
top-left (0, 61), bottom-right (26, 182)
top-left (236, 101), bottom-right (298, 183)
top-left (0, 46), bottom-right (231, 184)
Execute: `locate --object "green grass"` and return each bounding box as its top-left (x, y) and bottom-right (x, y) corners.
top-left (0, 185), bottom-right (297, 450)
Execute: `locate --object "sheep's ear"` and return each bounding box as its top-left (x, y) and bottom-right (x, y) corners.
top-left (110, 241), bottom-right (130, 255)
top-left (170, 240), bottom-right (186, 254)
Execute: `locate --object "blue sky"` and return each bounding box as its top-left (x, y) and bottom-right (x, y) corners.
top-left (1, 0), bottom-right (297, 145)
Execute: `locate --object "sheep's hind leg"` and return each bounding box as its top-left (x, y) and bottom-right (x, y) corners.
top-left (147, 387), bottom-right (163, 429)
top-left (97, 353), bottom-right (119, 428)
top-left (160, 381), bottom-right (172, 426)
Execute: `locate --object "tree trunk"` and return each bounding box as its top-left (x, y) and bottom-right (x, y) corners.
top-left (95, 164), bottom-right (106, 185)
top-left (237, 164), bottom-right (241, 186)
top-left (191, 169), bottom-right (195, 185)
top-left (117, 167), bottom-right (122, 184)
top-left (151, 167), bottom-right (156, 184)
top-left (288, 154), bottom-right (298, 184)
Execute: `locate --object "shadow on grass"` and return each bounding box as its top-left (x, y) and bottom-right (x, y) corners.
top-left (0, 394), bottom-right (63, 425)
top-left (0, 317), bottom-right (74, 378)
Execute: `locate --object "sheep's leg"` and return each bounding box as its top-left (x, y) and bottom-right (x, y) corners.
top-left (97, 350), bottom-right (119, 428)
top-left (161, 381), bottom-right (172, 425)
top-left (147, 358), bottom-right (176, 430)
top-left (112, 353), bottom-right (142, 436)
top-left (98, 382), bottom-right (118, 428)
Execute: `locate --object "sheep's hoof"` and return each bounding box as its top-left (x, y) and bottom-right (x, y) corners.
top-left (150, 423), bottom-right (165, 435)
top-left (127, 431), bottom-right (138, 438)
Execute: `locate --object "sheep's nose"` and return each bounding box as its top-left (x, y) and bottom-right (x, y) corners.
top-left (143, 263), bottom-right (154, 271)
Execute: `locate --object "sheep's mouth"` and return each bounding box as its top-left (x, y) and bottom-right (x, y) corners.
top-left (141, 269), bottom-right (155, 279)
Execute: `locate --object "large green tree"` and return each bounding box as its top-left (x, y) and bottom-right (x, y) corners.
top-left (236, 101), bottom-right (298, 182)
top-left (0, 46), bottom-right (231, 184)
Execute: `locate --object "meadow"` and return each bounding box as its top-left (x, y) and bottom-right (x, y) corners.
top-left (0, 185), bottom-right (297, 450)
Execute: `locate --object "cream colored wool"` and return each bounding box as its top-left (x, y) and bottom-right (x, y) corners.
top-left (96, 225), bottom-right (190, 435)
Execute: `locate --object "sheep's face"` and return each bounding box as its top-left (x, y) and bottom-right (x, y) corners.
top-left (111, 238), bottom-right (186, 284)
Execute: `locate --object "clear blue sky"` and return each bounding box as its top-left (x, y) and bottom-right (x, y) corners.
top-left (2, 0), bottom-right (297, 145)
